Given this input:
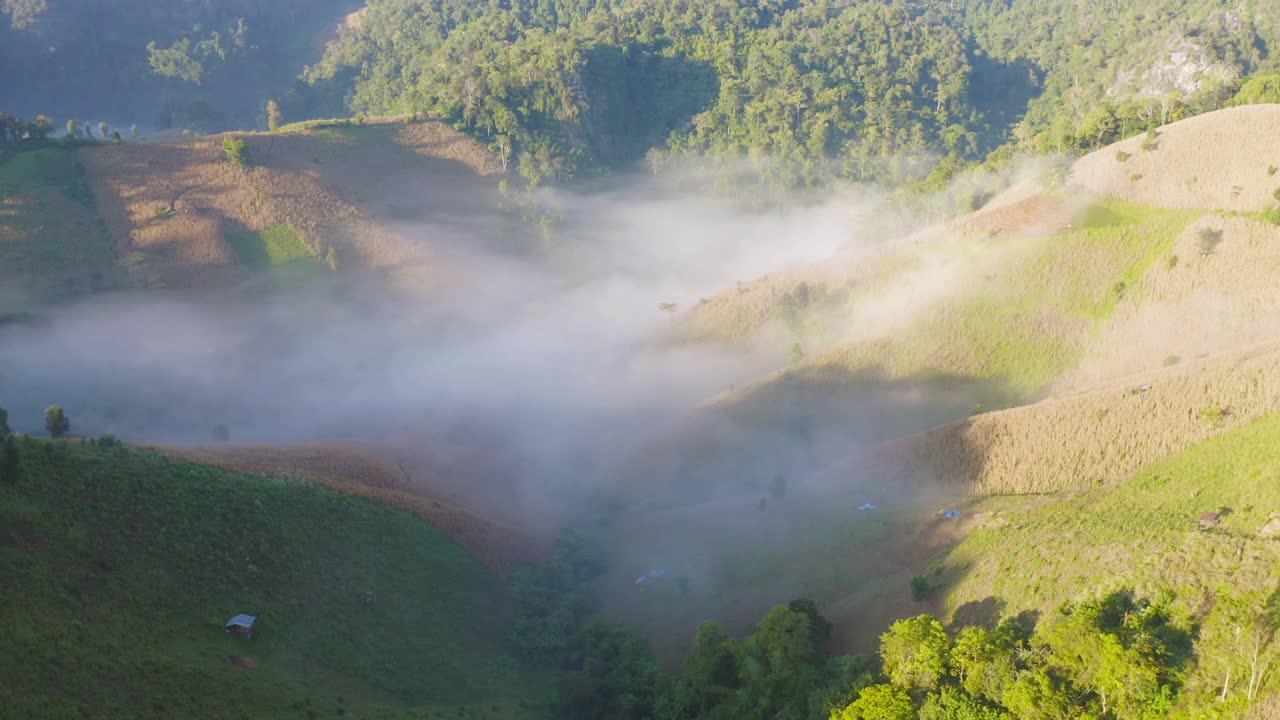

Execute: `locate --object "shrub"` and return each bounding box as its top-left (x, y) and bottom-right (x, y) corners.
top-left (1130, 173), bottom-right (1143, 181)
top-left (1273, 188), bottom-right (1280, 202)
top-left (222, 136), bottom-right (250, 168)
top-left (1196, 227), bottom-right (1222, 256)
top-left (1115, 150), bottom-right (1131, 162)
top-left (97, 433), bottom-right (121, 448)
top-left (1165, 254), bottom-right (1178, 269)
top-left (154, 205), bottom-right (175, 219)
top-left (1199, 406), bottom-right (1229, 427)
top-left (910, 576), bottom-right (932, 602)
top-left (1163, 355), bottom-right (1181, 367)
top-left (1269, 166), bottom-right (1278, 177)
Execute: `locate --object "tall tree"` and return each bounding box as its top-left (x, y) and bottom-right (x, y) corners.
top-left (44, 405), bottom-right (69, 438)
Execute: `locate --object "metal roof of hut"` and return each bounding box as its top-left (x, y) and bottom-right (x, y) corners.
top-left (225, 614), bottom-right (256, 631)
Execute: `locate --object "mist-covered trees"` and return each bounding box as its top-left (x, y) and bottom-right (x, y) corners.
top-left (44, 405), bottom-right (69, 438)
top-left (508, 530), bottom-right (606, 661)
top-left (0, 407), bottom-right (9, 437)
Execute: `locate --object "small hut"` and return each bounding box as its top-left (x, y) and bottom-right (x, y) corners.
top-left (225, 614), bottom-right (257, 638)
top-left (1199, 512), bottom-right (1222, 530)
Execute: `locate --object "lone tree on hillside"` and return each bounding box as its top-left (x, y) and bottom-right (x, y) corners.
top-left (658, 302), bottom-right (678, 316)
top-left (266, 99), bottom-right (282, 131)
top-left (1197, 227), bottom-right (1223, 256)
top-left (66, 118), bottom-right (81, 138)
top-left (44, 406), bottom-right (70, 438)
top-left (130, 123), bottom-right (139, 139)
top-left (98, 121), bottom-right (109, 140)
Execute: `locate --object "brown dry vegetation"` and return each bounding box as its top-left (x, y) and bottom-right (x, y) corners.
top-left (1057, 213), bottom-right (1280, 390)
top-left (1070, 104), bottom-right (1280, 211)
top-left (858, 340), bottom-right (1280, 495)
top-left (154, 441), bottom-right (547, 574)
top-left (78, 120), bottom-right (500, 288)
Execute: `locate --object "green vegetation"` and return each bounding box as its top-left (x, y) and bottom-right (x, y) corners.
top-left (222, 136), bottom-right (251, 168)
top-left (305, 0), bottom-right (984, 187)
top-left (2, 1), bottom-right (356, 132)
top-left (295, 0), bottom-right (1280, 188)
top-left (226, 223), bottom-right (322, 277)
top-left (833, 198), bottom-right (1197, 395)
top-left (0, 438), bottom-right (545, 719)
top-left (42, 405), bottom-right (69, 438)
top-left (0, 145), bottom-right (116, 302)
top-left (932, 410), bottom-right (1280, 713)
top-left (546, 586), bottom-right (1237, 719)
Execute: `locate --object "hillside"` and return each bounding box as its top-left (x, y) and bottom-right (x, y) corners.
top-left (926, 409), bottom-right (1280, 714)
top-left (642, 107), bottom-right (1280, 498)
top-left (156, 440), bottom-right (549, 575)
top-left (0, 437), bottom-right (547, 720)
top-left (0, 119), bottom-right (504, 302)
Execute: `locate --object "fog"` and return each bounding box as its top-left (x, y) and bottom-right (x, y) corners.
top-left (0, 169), bottom-right (897, 473)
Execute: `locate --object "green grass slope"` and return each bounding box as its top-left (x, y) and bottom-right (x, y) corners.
top-left (929, 410), bottom-right (1280, 713)
top-left (0, 438), bottom-right (546, 720)
top-left (0, 144), bottom-right (120, 305)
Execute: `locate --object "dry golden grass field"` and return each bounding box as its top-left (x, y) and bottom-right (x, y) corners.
top-left (1070, 104), bottom-right (1280, 211)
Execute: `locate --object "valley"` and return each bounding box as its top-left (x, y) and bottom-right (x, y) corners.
top-left (6, 1), bottom-right (1280, 718)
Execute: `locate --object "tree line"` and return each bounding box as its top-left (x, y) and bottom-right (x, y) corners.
top-left (533, 586), bottom-right (1280, 719)
top-left (300, 0), bottom-right (1280, 190)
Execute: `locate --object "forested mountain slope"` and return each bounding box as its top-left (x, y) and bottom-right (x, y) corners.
top-left (0, 0), bottom-right (355, 130)
top-left (302, 0), bottom-right (1280, 187)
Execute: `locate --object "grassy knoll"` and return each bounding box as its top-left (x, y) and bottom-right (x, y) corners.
top-left (0, 438), bottom-right (547, 720)
top-left (930, 410), bottom-right (1280, 712)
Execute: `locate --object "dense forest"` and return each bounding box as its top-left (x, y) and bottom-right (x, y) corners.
top-left (0, 0), bottom-right (355, 130)
top-left (5, 0), bottom-right (1280, 186)
top-left (302, 0), bottom-right (1280, 187)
